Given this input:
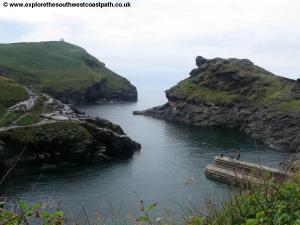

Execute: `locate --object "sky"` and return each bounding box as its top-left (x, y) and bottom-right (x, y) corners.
top-left (0, 0), bottom-right (300, 90)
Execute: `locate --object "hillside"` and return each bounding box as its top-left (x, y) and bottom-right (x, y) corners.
top-left (134, 56), bottom-right (300, 152)
top-left (0, 41), bottom-right (137, 103)
top-left (0, 76), bottom-right (29, 127)
top-left (0, 76), bottom-right (141, 176)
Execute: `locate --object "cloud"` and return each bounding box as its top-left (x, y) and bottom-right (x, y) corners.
top-left (0, 0), bottom-right (299, 85)
top-left (0, 20), bottom-right (32, 42)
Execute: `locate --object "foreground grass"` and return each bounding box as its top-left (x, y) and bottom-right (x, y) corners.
top-left (188, 174), bottom-right (300, 225)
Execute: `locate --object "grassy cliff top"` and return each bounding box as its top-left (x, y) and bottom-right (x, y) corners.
top-left (0, 76), bottom-right (28, 108)
top-left (0, 41), bottom-right (134, 95)
top-left (168, 57), bottom-right (300, 112)
top-left (0, 76), bottom-right (29, 126)
top-left (0, 121), bottom-right (93, 145)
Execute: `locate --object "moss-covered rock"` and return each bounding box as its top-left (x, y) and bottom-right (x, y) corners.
top-left (0, 120), bottom-right (141, 174)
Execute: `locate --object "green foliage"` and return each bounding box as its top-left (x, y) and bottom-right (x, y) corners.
top-left (136, 201), bottom-right (159, 224)
top-left (189, 175), bottom-right (300, 225)
top-left (0, 201), bottom-right (64, 224)
top-left (248, 75), bottom-right (294, 107)
top-left (0, 76), bottom-right (28, 108)
top-left (0, 41), bottom-right (134, 96)
top-left (0, 76), bottom-right (28, 126)
top-left (179, 80), bottom-right (239, 104)
top-left (0, 111), bottom-right (22, 127)
top-left (0, 121), bottom-right (93, 145)
top-left (279, 99), bottom-right (300, 112)
top-left (0, 104), bottom-right (7, 119)
top-left (16, 113), bottom-right (41, 126)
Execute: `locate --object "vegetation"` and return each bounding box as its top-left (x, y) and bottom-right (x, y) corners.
top-left (0, 76), bottom-right (29, 126)
top-left (279, 99), bottom-right (300, 113)
top-left (0, 104), bottom-right (7, 119)
top-left (0, 111), bottom-right (21, 127)
top-left (173, 59), bottom-right (300, 112)
top-left (0, 201), bottom-right (64, 225)
top-left (0, 76), bottom-right (28, 108)
top-left (179, 80), bottom-right (239, 104)
top-left (29, 95), bottom-right (56, 114)
top-left (0, 121), bottom-right (93, 146)
top-left (16, 113), bottom-right (41, 126)
top-left (186, 174), bottom-right (300, 225)
top-left (0, 41), bottom-right (135, 97)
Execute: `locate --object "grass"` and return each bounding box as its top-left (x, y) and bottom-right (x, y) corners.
top-left (16, 113), bottom-right (41, 126)
top-left (0, 76), bottom-right (28, 108)
top-left (0, 76), bottom-right (28, 126)
top-left (279, 99), bottom-right (300, 112)
top-left (178, 80), bottom-right (239, 104)
top-left (0, 121), bottom-right (93, 146)
top-left (0, 111), bottom-right (22, 127)
top-left (0, 105), bottom-right (6, 119)
top-left (29, 95), bottom-right (55, 114)
top-left (190, 174), bottom-right (300, 225)
top-left (0, 41), bottom-right (135, 97)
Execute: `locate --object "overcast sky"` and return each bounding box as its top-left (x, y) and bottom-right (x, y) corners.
top-left (0, 0), bottom-right (300, 89)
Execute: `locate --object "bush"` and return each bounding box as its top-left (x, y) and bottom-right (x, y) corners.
top-left (188, 174), bottom-right (300, 225)
top-left (0, 201), bottom-right (64, 225)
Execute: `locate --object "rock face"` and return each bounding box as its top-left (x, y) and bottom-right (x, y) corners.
top-left (50, 77), bottom-right (138, 104)
top-left (134, 56), bottom-right (300, 152)
top-left (0, 119), bottom-right (141, 175)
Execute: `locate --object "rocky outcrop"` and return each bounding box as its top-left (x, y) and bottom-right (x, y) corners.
top-left (0, 119), bottom-right (141, 176)
top-left (134, 56), bottom-right (300, 152)
top-left (0, 91), bottom-right (141, 177)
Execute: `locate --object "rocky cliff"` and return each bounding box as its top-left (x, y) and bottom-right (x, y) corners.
top-left (134, 56), bottom-right (300, 152)
top-left (0, 119), bottom-right (141, 175)
top-left (0, 80), bottom-right (141, 177)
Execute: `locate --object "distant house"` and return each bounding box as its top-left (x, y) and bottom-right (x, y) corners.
top-left (59, 38), bottom-right (64, 42)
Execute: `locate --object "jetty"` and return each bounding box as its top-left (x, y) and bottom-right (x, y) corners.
top-left (205, 156), bottom-right (292, 185)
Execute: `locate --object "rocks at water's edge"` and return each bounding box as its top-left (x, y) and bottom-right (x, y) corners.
top-left (0, 119), bottom-right (141, 174)
top-left (0, 93), bottom-right (141, 176)
top-left (134, 56), bottom-right (300, 152)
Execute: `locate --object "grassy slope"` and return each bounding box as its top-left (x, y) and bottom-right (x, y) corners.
top-left (0, 76), bottom-right (28, 108)
top-left (172, 59), bottom-right (300, 112)
top-left (0, 76), bottom-right (28, 126)
top-left (0, 41), bottom-right (133, 95)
